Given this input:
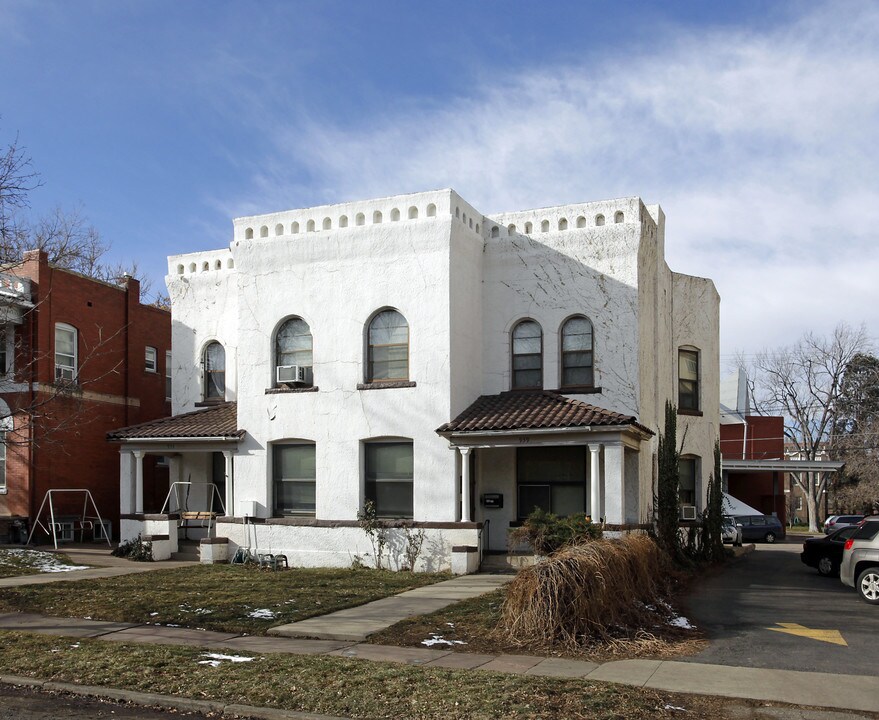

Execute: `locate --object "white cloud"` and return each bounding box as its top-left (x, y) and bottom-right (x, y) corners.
top-left (229, 2), bottom-right (879, 357)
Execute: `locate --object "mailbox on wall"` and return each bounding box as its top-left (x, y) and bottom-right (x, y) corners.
top-left (481, 493), bottom-right (503, 509)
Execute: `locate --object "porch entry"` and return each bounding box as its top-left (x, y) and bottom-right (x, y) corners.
top-left (517, 446), bottom-right (589, 519)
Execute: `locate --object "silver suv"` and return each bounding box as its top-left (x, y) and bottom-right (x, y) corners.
top-left (840, 518), bottom-right (879, 604)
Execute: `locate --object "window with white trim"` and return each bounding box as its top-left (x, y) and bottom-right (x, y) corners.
top-left (275, 317), bottom-right (313, 385)
top-left (366, 310), bottom-right (409, 382)
top-left (511, 319), bottom-right (542, 389)
top-left (679, 457), bottom-right (698, 507)
top-left (145, 346), bottom-right (157, 373)
top-left (560, 316), bottom-right (594, 388)
top-left (165, 351), bottom-right (172, 400)
top-left (365, 440), bottom-right (413, 518)
top-left (54, 323), bottom-right (77, 382)
top-left (203, 342), bottom-right (225, 401)
top-left (273, 442), bottom-right (316, 516)
top-left (678, 348), bottom-right (700, 410)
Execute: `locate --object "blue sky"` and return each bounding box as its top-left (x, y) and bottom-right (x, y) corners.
top-left (2, 1), bottom-right (877, 362)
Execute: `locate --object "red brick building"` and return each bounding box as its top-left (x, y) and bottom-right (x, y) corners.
top-left (720, 414), bottom-right (787, 523)
top-left (0, 250), bottom-right (171, 542)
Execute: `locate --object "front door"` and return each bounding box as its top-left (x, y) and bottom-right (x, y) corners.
top-left (211, 452), bottom-right (226, 513)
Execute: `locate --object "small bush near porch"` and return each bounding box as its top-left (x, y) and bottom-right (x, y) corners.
top-left (0, 565), bottom-right (449, 634)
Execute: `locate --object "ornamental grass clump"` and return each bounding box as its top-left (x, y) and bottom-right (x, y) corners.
top-left (502, 534), bottom-right (672, 651)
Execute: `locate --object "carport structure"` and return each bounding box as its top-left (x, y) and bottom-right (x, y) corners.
top-left (722, 458), bottom-right (844, 527)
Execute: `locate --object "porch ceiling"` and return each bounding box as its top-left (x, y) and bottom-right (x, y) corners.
top-left (437, 391), bottom-right (653, 438)
top-left (106, 402), bottom-right (243, 443)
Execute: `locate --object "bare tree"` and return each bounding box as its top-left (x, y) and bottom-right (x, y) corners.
top-left (0, 131), bottom-right (43, 246)
top-left (743, 324), bottom-right (872, 532)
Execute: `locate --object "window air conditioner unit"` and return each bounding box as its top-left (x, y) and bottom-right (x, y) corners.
top-left (55, 365), bottom-right (75, 382)
top-left (276, 364), bottom-right (306, 384)
top-left (681, 505), bottom-right (698, 521)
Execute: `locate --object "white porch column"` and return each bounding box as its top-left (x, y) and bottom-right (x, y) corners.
top-left (589, 445), bottom-right (602, 522)
top-left (603, 442), bottom-right (625, 525)
top-left (223, 450), bottom-right (234, 517)
top-left (460, 447), bottom-right (472, 523)
top-left (133, 450), bottom-right (145, 514)
top-left (119, 451), bottom-right (135, 515)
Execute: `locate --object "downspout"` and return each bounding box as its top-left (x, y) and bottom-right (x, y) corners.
top-left (124, 283), bottom-right (130, 426)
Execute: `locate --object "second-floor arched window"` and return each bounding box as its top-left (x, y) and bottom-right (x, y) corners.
top-left (367, 309), bottom-right (409, 382)
top-left (560, 316), bottom-right (594, 388)
top-left (512, 320), bottom-right (542, 389)
top-left (203, 341), bottom-right (225, 401)
top-left (276, 317), bottom-right (313, 385)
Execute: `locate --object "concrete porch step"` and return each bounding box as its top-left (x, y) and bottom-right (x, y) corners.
top-left (479, 552), bottom-right (537, 573)
top-left (170, 540), bottom-right (200, 562)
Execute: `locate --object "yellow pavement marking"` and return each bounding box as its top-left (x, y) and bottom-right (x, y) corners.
top-left (767, 622), bottom-right (847, 646)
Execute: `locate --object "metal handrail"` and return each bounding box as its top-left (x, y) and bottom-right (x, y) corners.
top-left (478, 518), bottom-right (490, 567)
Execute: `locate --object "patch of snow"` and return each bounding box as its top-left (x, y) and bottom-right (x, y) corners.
top-left (668, 616), bottom-right (694, 630)
top-left (149, 612), bottom-right (159, 617)
top-left (197, 653), bottom-right (256, 667)
top-left (0, 548), bottom-right (90, 573)
top-left (421, 634), bottom-right (466, 647)
top-left (248, 608), bottom-right (277, 619)
top-left (664, 704), bottom-right (688, 711)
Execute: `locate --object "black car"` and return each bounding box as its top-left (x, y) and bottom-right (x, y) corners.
top-left (801, 525), bottom-right (859, 576)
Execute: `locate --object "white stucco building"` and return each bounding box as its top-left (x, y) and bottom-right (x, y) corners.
top-left (111, 189), bottom-right (719, 572)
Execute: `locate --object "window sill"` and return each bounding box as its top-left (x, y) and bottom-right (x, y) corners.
top-left (195, 399), bottom-right (226, 407)
top-left (557, 385), bottom-right (602, 394)
top-left (678, 408), bottom-right (703, 417)
top-left (265, 386), bottom-right (319, 394)
top-left (357, 381), bottom-right (417, 390)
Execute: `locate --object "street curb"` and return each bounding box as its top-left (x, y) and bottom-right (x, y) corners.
top-left (0, 674), bottom-right (350, 720)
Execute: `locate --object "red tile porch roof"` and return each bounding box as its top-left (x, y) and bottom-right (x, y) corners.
top-left (437, 391), bottom-right (653, 435)
top-left (107, 402), bottom-right (243, 441)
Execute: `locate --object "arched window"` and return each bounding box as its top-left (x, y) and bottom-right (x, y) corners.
top-left (678, 348), bottom-right (700, 410)
top-left (560, 316), bottom-right (594, 388)
top-left (511, 320), bottom-right (542, 389)
top-left (366, 309), bottom-right (409, 382)
top-left (276, 317), bottom-right (313, 386)
top-left (203, 342), bottom-right (225, 401)
top-left (54, 323), bottom-right (78, 382)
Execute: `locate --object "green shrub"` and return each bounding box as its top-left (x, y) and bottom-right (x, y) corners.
top-left (111, 535), bottom-right (153, 562)
top-left (508, 508), bottom-right (602, 555)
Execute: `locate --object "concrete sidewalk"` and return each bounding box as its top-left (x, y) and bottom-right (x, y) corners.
top-left (0, 610), bottom-right (877, 714)
top-left (269, 573), bottom-right (511, 641)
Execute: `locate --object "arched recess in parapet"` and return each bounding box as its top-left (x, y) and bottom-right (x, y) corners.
top-left (215, 260), bottom-right (222, 270)
top-left (245, 228), bottom-right (254, 240)
top-left (490, 226), bottom-right (500, 238)
top-left (469, 218), bottom-right (473, 229)
top-left (189, 263), bottom-right (197, 273)
top-left (323, 217), bottom-right (332, 230)
top-left (524, 221), bottom-right (533, 234)
top-left (291, 221), bottom-right (300, 234)
top-left (408, 206), bottom-right (418, 219)
top-left (475, 224), bottom-right (480, 233)
top-left (260, 226), bottom-right (269, 238)
top-left (227, 259), bottom-right (234, 269)
top-left (462, 212), bottom-right (467, 225)
top-left (202, 262), bottom-right (209, 272)
top-left (595, 214), bottom-right (605, 226)
top-left (176, 264), bottom-right (184, 275)
top-left (356, 213), bottom-right (365, 226)
top-left (339, 215), bottom-right (349, 228)
top-left (275, 224), bottom-right (284, 236)
top-left (507, 223), bottom-right (516, 234)
top-left (614, 211), bottom-right (624, 223)
top-left (307, 219), bottom-right (316, 232)
top-left (373, 210), bottom-right (383, 224)
top-left (455, 206), bottom-right (460, 218)
top-left (558, 218), bottom-right (568, 231)
top-left (391, 208), bottom-right (401, 222)
top-left (576, 216), bottom-right (586, 228)
top-left (540, 220), bottom-right (549, 233)
top-left (426, 204), bottom-right (436, 217)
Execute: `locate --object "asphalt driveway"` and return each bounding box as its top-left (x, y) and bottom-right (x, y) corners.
top-left (683, 541), bottom-right (877, 675)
